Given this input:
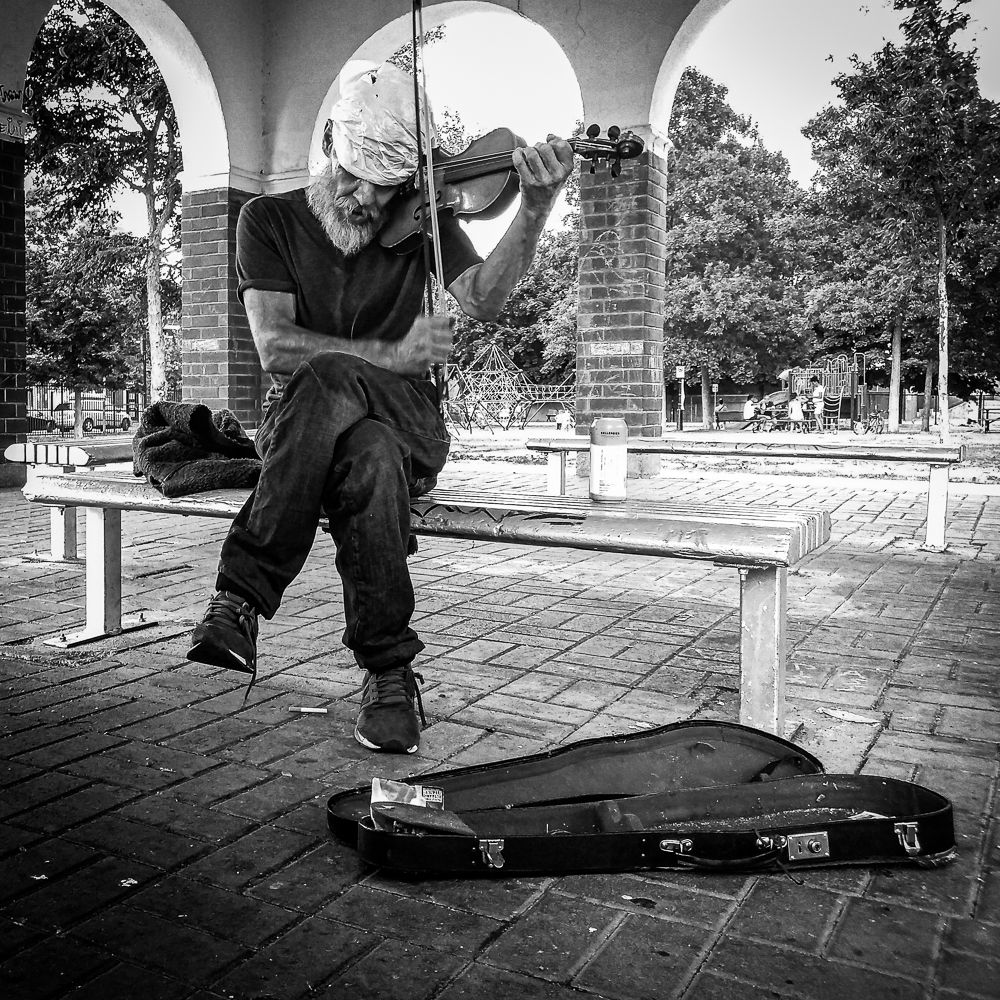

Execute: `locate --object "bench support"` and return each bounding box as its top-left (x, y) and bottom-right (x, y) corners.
top-left (44, 507), bottom-right (157, 647)
top-left (922, 464), bottom-right (949, 551)
top-left (738, 566), bottom-right (787, 735)
top-left (50, 504), bottom-right (79, 561)
top-left (546, 452), bottom-right (568, 496)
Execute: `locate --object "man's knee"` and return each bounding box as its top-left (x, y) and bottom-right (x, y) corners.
top-left (326, 420), bottom-right (409, 514)
top-left (307, 350), bottom-right (375, 386)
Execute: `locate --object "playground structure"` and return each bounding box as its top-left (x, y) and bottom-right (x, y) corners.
top-left (787, 353), bottom-right (868, 431)
top-left (446, 343), bottom-right (575, 431)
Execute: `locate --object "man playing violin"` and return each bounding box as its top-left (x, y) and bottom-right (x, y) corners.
top-left (187, 64), bottom-right (574, 754)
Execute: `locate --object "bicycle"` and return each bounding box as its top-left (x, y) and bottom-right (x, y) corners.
top-left (853, 408), bottom-right (885, 435)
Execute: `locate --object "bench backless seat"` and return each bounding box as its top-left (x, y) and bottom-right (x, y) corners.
top-left (22, 470), bottom-right (832, 735)
top-left (528, 437), bottom-right (963, 550)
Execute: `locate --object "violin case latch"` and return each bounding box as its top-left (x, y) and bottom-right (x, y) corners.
top-left (786, 831), bottom-right (831, 862)
top-left (895, 822), bottom-right (921, 856)
top-left (478, 838), bottom-right (505, 869)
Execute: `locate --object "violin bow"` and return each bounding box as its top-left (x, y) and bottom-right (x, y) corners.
top-left (410, 0), bottom-right (449, 413)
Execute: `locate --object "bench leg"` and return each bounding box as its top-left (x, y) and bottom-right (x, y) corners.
top-left (922, 464), bottom-right (949, 551)
top-left (50, 505), bottom-right (79, 561)
top-left (45, 507), bottom-right (156, 647)
top-left (546, 452), bottom-right (567, 496)
top-left (738, 566), bottom-right (787, 735)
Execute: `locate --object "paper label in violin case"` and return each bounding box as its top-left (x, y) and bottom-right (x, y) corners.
top-left (326, 721), bottom-right (955, 876)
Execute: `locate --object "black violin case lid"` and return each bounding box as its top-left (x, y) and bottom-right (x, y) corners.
top-left (326, 720), bottom-right (955, 876)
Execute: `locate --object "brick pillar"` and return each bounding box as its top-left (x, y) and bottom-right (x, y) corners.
top-left (180, 188), bottom-right (262, 429)
top-left (576, 139), bottom-right (666, 472)
top-left (0, 122), bottom-right (27, 488)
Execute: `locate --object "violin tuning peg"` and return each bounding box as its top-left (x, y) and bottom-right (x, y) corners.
top-left (589, 161), bottom-right (596, 174)
top-left (586, 123), bottom-right (601, 139)
top-left (607, 125), bottom-right (621, 141)
top-left (610, 160), bottom-right (621, 178)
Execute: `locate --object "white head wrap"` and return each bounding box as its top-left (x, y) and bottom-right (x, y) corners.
top-left (328, 62), bottom-right (436, 186)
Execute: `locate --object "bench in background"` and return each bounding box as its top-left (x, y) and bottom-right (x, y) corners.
top-left (21, 469), bottom-right (831, 735)
top-left (4, 441), bottom-right (135, 561)
top-left (527, 438), bottom-right (964, 551)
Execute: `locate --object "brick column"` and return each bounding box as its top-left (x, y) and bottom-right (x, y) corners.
top-left (180, 188), bottom-right (262, 429)
top-left (0, 117), bottom-right (27, 488)
top-left (576, 137), bottom-right (666, 473)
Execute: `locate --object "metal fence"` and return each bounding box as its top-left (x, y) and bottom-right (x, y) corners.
top-left (26, 384), bottom-right (145, 437)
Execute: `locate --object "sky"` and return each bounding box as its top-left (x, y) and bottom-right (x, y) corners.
top-left (119, 0), bottom-right (1000, 246)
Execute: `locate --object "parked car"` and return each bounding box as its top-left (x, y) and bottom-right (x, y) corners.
top-left (27, 409), bottom-right (57, 432)
top-left (50, 401), bottom-right (133, 433)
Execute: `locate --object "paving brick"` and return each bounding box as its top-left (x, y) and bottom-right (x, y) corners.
top-left (115, 792), bottom-right (256, 843)
top-left (574, 911), bottom-right (711, 998)
top-left (212, 914), bottom-right (374, 1000)
top-left (727, 879), bottom-right (842, 951)
top-left (70, 905), bottom-right (248, 985)
top-left (247, 843), bottom-right (368, 911)
top-left (705, 935), bottom-right (923, 1000)
top-left (556, 873), bottom-right (732, 927)
top-left (182, 825), bottom-right (320, 890)
top-left (826, 897), bottom-right (942, 976)
top-left (483, 891), bottom-right (620, 980)
top-left (325, 937), bottom-right (466, 1000)
top-left (935, 947), bottom-right (1000, 997)
top-left (55, 961), bottom-right (190, 1000)
top-left (0, 934), bottom-right (115, 1000)
top-left (127, 873), bottom-right (299, 947)
top-left (9, 781), bottom-right (140, 834)
top-left (1, 854), bottom-right (160, 931)
top-left (321, 885), bottom-right (502, 954)
top-left (0, 837), bottom-right (99, 904)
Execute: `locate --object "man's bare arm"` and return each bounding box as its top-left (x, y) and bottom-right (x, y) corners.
top-left (244, 288), bottom-right (452, 377)
top-left (448, 135), bottom-right (574, 321)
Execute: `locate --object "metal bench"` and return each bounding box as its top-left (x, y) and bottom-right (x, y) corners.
top-left (21, 469), bottom-right (831, 735)
top-left (528, 438), bottom-right (964, 551)
top-left (4, 441), bottom-right (135, 561)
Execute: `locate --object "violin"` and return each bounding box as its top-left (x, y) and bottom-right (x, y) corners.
top-left (379, 124), bottom-right (644, 252)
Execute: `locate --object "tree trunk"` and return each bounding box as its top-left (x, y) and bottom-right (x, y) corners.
top-left (144, 186), bottom-right (168, 403)
top-left (888, 314), bottom-right (902, 433)
top-left (921, 361), bottom-right (935, 433)
top-left (936, 214), bottom-right (950, 444)
top-left (701, 366), bottom-right (713, 429)
top-left (73, 388), bottom-right (84, 437)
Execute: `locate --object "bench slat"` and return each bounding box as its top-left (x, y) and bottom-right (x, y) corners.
top-left (527, 438), bottom-right (965, 465)
top-left (23, 471), bottom-right (829, 567)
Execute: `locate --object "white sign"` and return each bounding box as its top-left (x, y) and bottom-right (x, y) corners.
top-left (589, 340), bottom-right (644, 357)
top-left (674, 366), bottom-right (685, 379)
top-left (0, 104), bottom-right (29, 143)
top-left (711, 383), bottom-right (719, 393)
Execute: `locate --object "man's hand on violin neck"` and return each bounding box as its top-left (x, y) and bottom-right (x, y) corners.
top-left (391, 315), bottom-right (454, 376)
top-left (512, 134), bottom-right (575, 219)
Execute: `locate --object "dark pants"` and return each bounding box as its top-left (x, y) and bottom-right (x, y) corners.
top-left (216, 352), bottom-right (449, 673)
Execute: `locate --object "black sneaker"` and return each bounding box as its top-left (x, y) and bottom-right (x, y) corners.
top-left (354, 664), bottom-right (427, 754)
top-left (187, 591), bottom-right (259, 687)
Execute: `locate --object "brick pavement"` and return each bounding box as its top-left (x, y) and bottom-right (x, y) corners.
top-left (1, 458), bottom-right (998, 1000)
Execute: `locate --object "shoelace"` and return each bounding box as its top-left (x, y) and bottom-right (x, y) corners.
top-left (366, 666), bottom-right (427, 729)
top-left (205, 592), bottom-right (258, 702)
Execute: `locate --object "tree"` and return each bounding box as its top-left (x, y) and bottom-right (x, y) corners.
top-left (664, 68), bottom-right (813, 426)
top-left (25, 0), bottom-right (182, 403)
top-left (25, 186), bottom-right (143, 434)
top-left (819, 0), bottom-right (1000, 440)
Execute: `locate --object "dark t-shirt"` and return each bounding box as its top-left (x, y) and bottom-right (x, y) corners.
top-left (236, 188), bottom-right (482, 344)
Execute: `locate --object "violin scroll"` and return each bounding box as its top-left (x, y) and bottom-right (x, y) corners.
top-left (572, 123), bottom-right (645, 176)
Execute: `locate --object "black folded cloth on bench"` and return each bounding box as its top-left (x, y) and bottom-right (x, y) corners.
top-left (132, 401), bottom-right (262, 498)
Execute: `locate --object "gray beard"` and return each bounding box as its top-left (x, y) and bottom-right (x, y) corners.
top-left (306, 165), bottom-right (382, 257)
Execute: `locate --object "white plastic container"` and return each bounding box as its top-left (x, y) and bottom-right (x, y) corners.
top-left (589, 417), bottom-right (628, 501)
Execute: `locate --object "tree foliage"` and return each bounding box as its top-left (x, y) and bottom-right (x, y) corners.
top-left (663, 68), bottom-right (813, 389)
top-left (807, 0), bottom-right (1000, 436)
top-left (25, 0), bottom-right (182, 402)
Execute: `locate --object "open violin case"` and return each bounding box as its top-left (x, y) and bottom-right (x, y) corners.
top-left (326, 721), bottom-right (955, 876)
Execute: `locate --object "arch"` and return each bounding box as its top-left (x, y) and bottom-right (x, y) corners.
top-left (305, 1), bottom-right (583, 177)
top-left (650, 0), bottom-right (732, 136)
top-left (99, 0), bottom-right (230, 187)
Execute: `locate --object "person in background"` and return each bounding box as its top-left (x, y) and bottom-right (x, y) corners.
top-left (788, 392), bottom-right (805, 431)
top-left (810, 377), bottom-right (826, 432)
top-left (742, 394), bottom-right (757, 424)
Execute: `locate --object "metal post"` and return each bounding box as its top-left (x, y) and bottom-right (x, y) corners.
top-left (923, 464), bottom-right (949, 550)
top-left (739, 565), bottom-right (787, 735)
